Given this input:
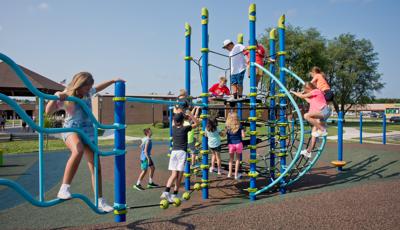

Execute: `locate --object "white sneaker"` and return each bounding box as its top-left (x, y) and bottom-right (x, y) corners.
top-left (311, 131), bottom-right (320, 137)
top-left (300, 149), bottom-right (312, 158)
top-left (169, 194), bottom-right (177, 203)
top-left (227, 174), bottom-right (232, 178)
top-left (318, 129), bottom-right (328, 136)
top-left (217, 171), bottom-right (222, 175)
top-left (98, 198), bottom-right (113, 213)
top-left (57, 185), bottom-right (72, 200)
top-left (209, 167), bottom-right (214, 173)
top-left (160, 191), bottom-right (170, 200)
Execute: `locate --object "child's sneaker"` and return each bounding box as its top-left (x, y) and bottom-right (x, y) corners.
top-left (147, 182), bottom-right (159, 188)
top-left (98, 198), bottom-right (113, 213)
top-left (318, 129), bottom-right (328, 136)
top-left (160, 191), bottom-right (170, 200)
top-left (227, 173), bottom-right (232, 178)
top-left (133, 184), bottom-right (145, 191)
top-left (169, 194), bottom-right (177, 203)
top-left (57, 185), bottom-right (72, 200)
top-left (300, 149), bottom-right (312, 158)
top-left (217, 171), bottom-right (222, 176)
top-left (209, 167), bottom-right (214, 173)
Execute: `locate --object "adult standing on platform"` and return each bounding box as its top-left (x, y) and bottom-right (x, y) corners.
top-left (223, 39), bottom-right (247, 99)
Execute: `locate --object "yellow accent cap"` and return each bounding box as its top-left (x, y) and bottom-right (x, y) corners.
top-left (237, 33), bottom-right (244, 44)
top-left (249, 4), bottom-right (256, 21)
top-left (278, 15), bottom-right (286, 29)
top-left (185, 23), bottom-right (191, 36)
top-left (269, 28), bottom-right (277, 40)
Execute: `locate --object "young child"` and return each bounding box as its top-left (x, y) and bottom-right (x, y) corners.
top-left (161, 112), bottom-right (199, 202)
top-left (174, 89), bottom-right (191, 114)
top-left (45, 72), bottom-right (123, 212)
top-left (185, 107), bottom-right (200, 168)
top-left (291, 82), bottom-right (331, 158)
top-left (205, 118), bottom-right (225, 175)
top-left (133, 128), bottom-right (159, 191)
top-left (243, 40), bottom-right (266, 87)
top-left (209, 76), bottom-right (231, 98)
top-left (225, 112), bottom-right (245, 179)
top-left (310, 66), bottom-right (334, 102)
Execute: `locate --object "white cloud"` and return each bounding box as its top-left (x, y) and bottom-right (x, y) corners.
top-left (37, 2), bottom-right (49, 11)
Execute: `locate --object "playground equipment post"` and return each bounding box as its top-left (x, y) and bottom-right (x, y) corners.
top-left (269, 28), bottom-right (277, 181)
top-left (184, 22), bottom-right (192, 191)
top-left (338, 111), bottom-right (344, 171)
top-left (359, 112), bottom-right (363, 144)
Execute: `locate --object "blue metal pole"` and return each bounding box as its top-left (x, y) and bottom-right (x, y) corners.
top-left (278, 14), bottom-right (287, 194)
top-left (114, 81), bottom-right (126, 222)
top-left (248, 3), bottom-right (257, 201)
top-left (38, 97), bottom-right (44, 202)
top-left (338, 111), bottom-right (343, 172)
top-left (184, 23), bottom-right (192, 192)
top-left (359, 112), bottom-right (363, 144)
top-left (269, 29), bottom-right (277, 181)
top-left (383, 113), bottom-right (386, 144)
top-left (201, 7), bottom-right (209, 200)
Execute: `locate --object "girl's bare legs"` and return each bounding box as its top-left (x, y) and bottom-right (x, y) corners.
top-left (83, 145), bottom-right (103, 197)
top-left (234, 154), bottom-right (240, 179)
top-left (228, 154), bottom-right (234, 177)
top-left (215, 151), bottom-right (221, 174)
top-left (304, 112), bottom-right (325, 130)
top-left (307, 126), bottom-right (318, 152)
top-left (210, 150), bottom-right (216, 171)
top-left (63, 134), bottom-right (85, 185)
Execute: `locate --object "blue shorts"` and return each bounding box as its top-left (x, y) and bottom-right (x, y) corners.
top-left (62, 120), bottom-right (95, 145)
top-left (320, 106), bottom-right (331, 121)
top-left (230, 70), bottom-right (245, 86)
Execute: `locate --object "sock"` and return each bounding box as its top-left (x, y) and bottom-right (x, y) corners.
top-left (233, 93), bottom-right (238, 99)
top-left (165, 187), bottom-right (171, 193)
top-left (149, 177), bottom-right (153, 184)
top-left (173, 190), bottom-right (178, 195)
top-left (136, 180), bottom-right (141, 186)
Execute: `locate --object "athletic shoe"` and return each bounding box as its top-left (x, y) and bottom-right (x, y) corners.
top-left (160, 191), bottom-right (170, 200)
top-left (98, 198), bottom-right (113, 213)
top-left (318, 129), bottom-right (328, 136)
top-left (57, 185), bottom-right (72, 200)
top-left (169, 194), bottom-right (177, 203)
top-left (147, 182), bottom-right (159, 188)
top-left (209, 167), bottom-right (214, 173)
top-left (217, 171), bottom-right (222, 176)
top-left (133, 184), bottom-right (145, 191)
top-left (227, 174), bottom-right (232, 178)
top-left (300, 149), bottom-right (312, 158)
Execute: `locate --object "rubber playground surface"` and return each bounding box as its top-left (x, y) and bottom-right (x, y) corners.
top-left (0, 141), bottom-right (399, 229)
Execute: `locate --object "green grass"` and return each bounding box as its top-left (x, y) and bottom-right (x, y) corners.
top-left (0, 139), bottom-right (120, 155)
top-left (125, 123), bottom-right (170, 140)
top-left (344, 121), bottom-right (400, 133)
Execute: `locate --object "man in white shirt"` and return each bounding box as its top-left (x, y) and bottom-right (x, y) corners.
top-left (223, 39), bottom-right (247, 99)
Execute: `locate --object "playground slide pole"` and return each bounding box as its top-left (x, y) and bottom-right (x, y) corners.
top-left (114, 81), bottom-right (126, 222)
top-left (200, 7), bottom-right (209, 200)
top-left (338, 111), bottom-right (344, 171)
top-left (383, 113), bottom-right (386, 144)
top-left (360, 112), bottom-right (363, 144)
top-left (278, 14), bottom-right (287, 194)
top-left (184, 23), bottom-right (192, 191)
top-left (269, 29), bottom-right (277, 180)
top-left (248, 3), bottom-right (257, 201)
top-left (38, 97), bottom-right (44, 202)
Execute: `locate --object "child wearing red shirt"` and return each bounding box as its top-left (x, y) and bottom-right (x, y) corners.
top-left (209, 77), bottom-right (231, 98)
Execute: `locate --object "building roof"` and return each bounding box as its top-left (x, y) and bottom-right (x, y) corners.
top-left (0, 62), bottom-right (64, 96)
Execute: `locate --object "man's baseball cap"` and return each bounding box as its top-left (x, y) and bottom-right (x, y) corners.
top-left (222, 39), bottom-right (233, 48)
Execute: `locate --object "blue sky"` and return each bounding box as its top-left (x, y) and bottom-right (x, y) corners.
top-left (1, 0), bottom-right (399, 98)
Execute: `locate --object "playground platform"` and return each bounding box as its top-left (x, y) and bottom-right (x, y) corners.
top-left (0, 142), bottom-right (399, 229)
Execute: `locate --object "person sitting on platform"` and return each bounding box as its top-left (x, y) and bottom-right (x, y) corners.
top-left (209, 76), bottom-right (231, 98)
top-left (290, 82), bottom-right (331, 158)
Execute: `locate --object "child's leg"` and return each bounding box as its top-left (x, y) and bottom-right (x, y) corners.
top-left (307, 126), bottom-right (318, 152)
top-left (210, 150), bottom-right (216, 170)
top-left (215, 151), bottom-right (221, 173)
top-left (137, 169), bottom-right (148, 185)
top-left (174, 171), bottom-right (184, 192)
top-left (166, 170), bottom-right (178, 188)
top-left (63, 134), bottom-right (85, 185)
top-left (228, 153), bottom-right (234, 177)
top-left (234, 153), bottom-right (240, 178)
top-left (304, 112), bottom-right (325, 130)
top-left (149, 165), bottom-right (155, 183)
top-left (83, 145), bottom-right (103, 197)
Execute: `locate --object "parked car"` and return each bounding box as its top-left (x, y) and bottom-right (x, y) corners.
top-left (389, 116), bottom-right (400, 123)
top-left (369, 112), bottom-right (379, 118)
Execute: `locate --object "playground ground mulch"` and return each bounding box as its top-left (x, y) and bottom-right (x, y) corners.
top-left (0, 142), bottom-right (399, 229)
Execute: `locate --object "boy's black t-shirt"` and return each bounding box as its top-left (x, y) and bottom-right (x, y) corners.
top-left (172, 125), bottom-right (192, 152)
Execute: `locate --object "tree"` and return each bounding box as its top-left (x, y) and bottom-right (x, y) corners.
top-left (260, 25), bottom-right (329, 91)
top-left (326, 34), bottom-right (384, 114)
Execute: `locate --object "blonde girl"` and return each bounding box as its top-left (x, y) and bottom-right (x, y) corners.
top-left (225, 113), bottom-right (245, 179)
top-left (46, 72), bottom-right (124, 212)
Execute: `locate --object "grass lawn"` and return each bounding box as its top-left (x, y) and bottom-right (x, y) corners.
top-left (344, 121), bottom-right (400, 133)
top-left (0, 139), bottom-right (125, 155)
top-left (125, 123), bottom-right (170, 140)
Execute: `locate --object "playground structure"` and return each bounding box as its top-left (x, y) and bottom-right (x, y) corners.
top-left (0, 3), bottom-right (328, 223)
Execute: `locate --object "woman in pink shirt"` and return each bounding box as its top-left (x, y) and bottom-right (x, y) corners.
top-left (291, 82), bottom-right (331, 158)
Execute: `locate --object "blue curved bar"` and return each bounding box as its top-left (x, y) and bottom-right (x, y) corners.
top-left (0, 179), bottom-right (108, 214)
top-left (281, 67), bottom-right (306, 85)
top-left (126, 97), bottom-right (183, 106)
top-left (0, 93), bottom-right (124, 156)
top-left (252, 62), bottom-right (305, 196)
top-left (0, 53), bottom-right (121, 131)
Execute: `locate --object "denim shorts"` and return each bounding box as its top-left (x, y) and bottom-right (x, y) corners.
top-left (320, 106), bottom-right (331, 121)
top-left (62, 120), bottom-right (95, 145)
top-left (230, 70), bottom-right (245, 86)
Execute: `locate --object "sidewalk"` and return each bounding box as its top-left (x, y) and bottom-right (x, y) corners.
top-left (328, 127), bottom-right (400, 141)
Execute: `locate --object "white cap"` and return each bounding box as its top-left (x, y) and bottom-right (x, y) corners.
top-left (222, 39), bottom-right (233, 48)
